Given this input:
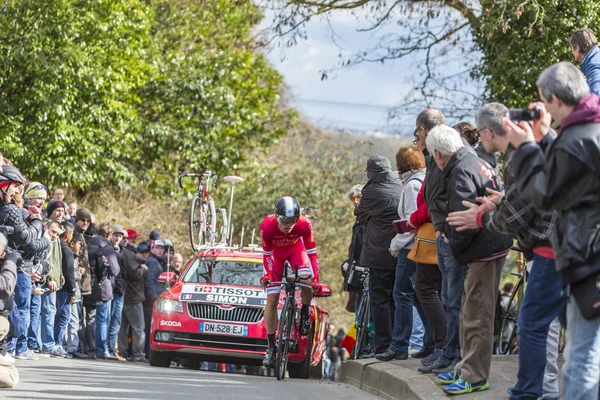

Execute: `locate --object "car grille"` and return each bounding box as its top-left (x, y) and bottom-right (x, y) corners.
top-left (187, 303), bottom-right (264, 323)
top-left (171, 332), bottom-right (268, 352)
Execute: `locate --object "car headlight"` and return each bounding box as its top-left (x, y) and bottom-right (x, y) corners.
top-left (157, 298), bottom-right (184, 314)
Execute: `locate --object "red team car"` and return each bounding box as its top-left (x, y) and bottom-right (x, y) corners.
top-left (148, 246), bottom-right (332, 378)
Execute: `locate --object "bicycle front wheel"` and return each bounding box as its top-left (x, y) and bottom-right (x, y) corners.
top-left (275, 297), bottom-right (295, 381)
top-left (189, 195), bottom-right (205, 250)
top-left (352, 292), bottom-right (370, 360)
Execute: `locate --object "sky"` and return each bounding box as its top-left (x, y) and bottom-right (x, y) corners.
top-left (259, 8), bottom-right (483, 136)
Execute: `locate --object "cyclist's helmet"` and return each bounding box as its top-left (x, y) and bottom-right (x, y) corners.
top-left (0, 165), bottom-right (25, 186)
top-left (274, 197), bottom-right (300, 225)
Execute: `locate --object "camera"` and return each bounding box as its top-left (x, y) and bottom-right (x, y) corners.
top-left (507, 107), bottom-right (541, 121)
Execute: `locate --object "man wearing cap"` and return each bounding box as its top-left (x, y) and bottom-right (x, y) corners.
top-left (39, 200), bottom-right (67, 355)
top-left (125, 229), bottom-right (138, 253)
top-left (107, 225), bottom-right (126, 360)
top-left (143, 240), bottom-right (165, 356)
top-left (354, 155), bottom-right (403, 356)
top-left (118, 242), bottom-right (149, 361)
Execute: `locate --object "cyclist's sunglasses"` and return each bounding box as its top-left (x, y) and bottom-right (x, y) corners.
top-left (276, 215), bottom-right (299, 225)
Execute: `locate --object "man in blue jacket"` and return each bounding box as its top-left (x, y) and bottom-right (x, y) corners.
top-left (570, 28), bottom-right (600, 95)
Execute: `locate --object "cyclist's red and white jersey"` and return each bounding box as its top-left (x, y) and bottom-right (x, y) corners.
top-left (260, 215), bottom-right (319, 288)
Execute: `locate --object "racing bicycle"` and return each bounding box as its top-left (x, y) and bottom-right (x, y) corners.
top-left (178, 171), bottom-right (220, 250)
top-left (267, 261), bottom-right (313, 381)
top-left (351, 268), bottom-right (371, 360)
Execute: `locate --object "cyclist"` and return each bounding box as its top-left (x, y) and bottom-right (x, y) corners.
top-left (260, 197), bottom-right (320, 368)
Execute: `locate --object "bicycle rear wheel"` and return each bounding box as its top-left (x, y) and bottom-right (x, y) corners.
top-left (352, 292), bottom-right (370, 360)
top-left (276, 297), bottom-right (295, 381)
top-left (499, 278), bottom-right (522, 355)
top-left (189, 195), bottom-right (205, 251)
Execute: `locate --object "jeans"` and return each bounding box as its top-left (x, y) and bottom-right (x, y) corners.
top-left (410, 306), bottom-right (424, 350)
top-left (40, 289), bottom-right (57, 352)
top-left (389, 250), bottom-right (434, 354)
top-left (437, 236), bottom-right (468, 362)
top-left (28, 290), bottom-right (42, 350)
top-left (67, 301), bottom-right (82, 353)
top-left (95, 301), bottom-right (111, 356)
top-left (562, 293), bottom-right (600, 400)
top-left (7, 272), bottom-right (32, 355)
top-left (509, 255), bottom-right (566, 400)
top-left (54, 291), bottom-right (72, 349)
top-left (368, 267), bottom-right (396, 353)
top-left (108, 295), bottom-right (124, 355)
top-left (118, 303), bottom-right (145, 358)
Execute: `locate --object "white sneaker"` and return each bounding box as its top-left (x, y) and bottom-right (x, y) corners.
top-left (15, 349), bottom-right (40, 360)
top-left (1, 354), bottom-right (16, 364)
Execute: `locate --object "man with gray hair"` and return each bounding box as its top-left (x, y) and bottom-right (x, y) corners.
top-left (426, 125), bottom-right (512, 395)
top-left (447, 102), bottom-right (564, 399)
top-left (505, 61), bottom-right (600, 400)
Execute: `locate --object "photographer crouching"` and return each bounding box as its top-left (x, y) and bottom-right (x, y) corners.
top-left (0, 233), bottom-right (19, 388)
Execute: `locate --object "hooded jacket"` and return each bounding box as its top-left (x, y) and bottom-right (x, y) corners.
top-left (443, 147), bottom-right (513, 265)
top-left (83, 234), bottom-right (106, 307)
top-left (95, 235), bottom-right (120, 302)
top-left (390, 169), bottom-right (425, 252)
top-left (354, 156), bottom-right (403, 270)
top-left (59, 240), bottom-right (77, 296)
top-left (512, 93), bottom-right (600, 284)
top-left (581, 45), bottom-right (600, 96)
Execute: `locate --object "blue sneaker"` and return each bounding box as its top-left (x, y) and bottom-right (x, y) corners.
top-left (443, 379), bottom-right (489, 395)
top-left (437, 370), bottom-right (460, 384)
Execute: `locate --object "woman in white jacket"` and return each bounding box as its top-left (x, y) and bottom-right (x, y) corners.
top-left (376, 146), bottom-right (433, 361)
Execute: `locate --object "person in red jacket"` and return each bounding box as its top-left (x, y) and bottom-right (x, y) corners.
top-left (259, 197), bottom-right (320, 368)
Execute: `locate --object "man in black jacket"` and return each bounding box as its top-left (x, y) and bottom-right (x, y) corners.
top-left (118, 245), bottom-right (147, 362)
top-left (354, 156), bottom-right (403, 355)
top-left (447, 103), bottom-right (564, 399)
top-left (504, 61), bottom-right (600, 400)
top-left (0, 232), bottom-right (19, 388)
top-left (53, 223), bottom-right (77, 358)
top-left (426, 125), bottom-right (512, 395)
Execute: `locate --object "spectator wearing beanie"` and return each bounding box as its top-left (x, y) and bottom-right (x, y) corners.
top-left (125, 229), bottom-right (138, 253)
top-left (46, 200), bottom-right (66, 224)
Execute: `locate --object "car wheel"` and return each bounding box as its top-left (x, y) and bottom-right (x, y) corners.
top-left (148, 350), bottom-right (172, 368)
top-left (180, 358), bottom-right (201, 370)
top-left (288, 323), bottom-right (314, 379)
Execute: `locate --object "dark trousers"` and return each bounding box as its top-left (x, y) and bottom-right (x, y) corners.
top-left (368, 267), bottom-right (396, 354)
top-left (415, 262), bottom-right (446, 349)
top-left (119, 302), bottom-right (145, 358)
top-left (79, 304), bottom-right (96, 356)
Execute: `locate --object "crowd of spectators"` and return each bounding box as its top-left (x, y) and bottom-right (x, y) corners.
top-left (342, 28), bottom-right (600, 400)
top-left (0, 167), bottom-right (185, 387)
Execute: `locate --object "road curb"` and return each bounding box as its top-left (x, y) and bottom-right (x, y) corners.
top-left (339, 359), bottom-right (445, 400)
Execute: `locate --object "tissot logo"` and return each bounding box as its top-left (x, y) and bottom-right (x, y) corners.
top-left (160, 320), bottom-right (182, 327)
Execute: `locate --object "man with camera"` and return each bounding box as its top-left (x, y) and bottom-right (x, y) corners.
top-left (0, 232), bottom-right (19, 387)
top-left (504, 61), bottom-right (600, 400)
top-left (446, 103), bottom-right (564, 399)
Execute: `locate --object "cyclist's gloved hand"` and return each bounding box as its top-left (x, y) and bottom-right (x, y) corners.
top-left (260, 275), bottom-right (270, 287)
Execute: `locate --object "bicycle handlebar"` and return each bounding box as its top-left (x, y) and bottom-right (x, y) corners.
top-left (178, 172), bottom-right (218, 189)
top-left (265, 280), bottom-right (314, 291)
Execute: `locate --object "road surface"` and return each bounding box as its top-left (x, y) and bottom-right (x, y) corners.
top-left (6, 358), bottom-right (379, 400)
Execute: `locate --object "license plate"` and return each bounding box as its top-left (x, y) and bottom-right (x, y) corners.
top-left (199, 322), bottom-right (249, 336)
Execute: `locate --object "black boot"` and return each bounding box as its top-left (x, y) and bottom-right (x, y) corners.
top-left (299, 311), bottom-right (311, 336)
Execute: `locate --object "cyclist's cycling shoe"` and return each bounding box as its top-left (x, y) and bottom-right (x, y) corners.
top-left (262, 347), bottom-right (275, 368)
top-left (299, 312), bottom-right (311, 336)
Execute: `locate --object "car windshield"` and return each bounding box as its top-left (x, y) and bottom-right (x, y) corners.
top-left (181, 257), bottom-right (263, 287)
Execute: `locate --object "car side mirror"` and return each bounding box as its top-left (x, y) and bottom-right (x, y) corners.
top-left (158, 271), bottom-right (177, 284)
top-left (313, 283), bottom-right (332, 298)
